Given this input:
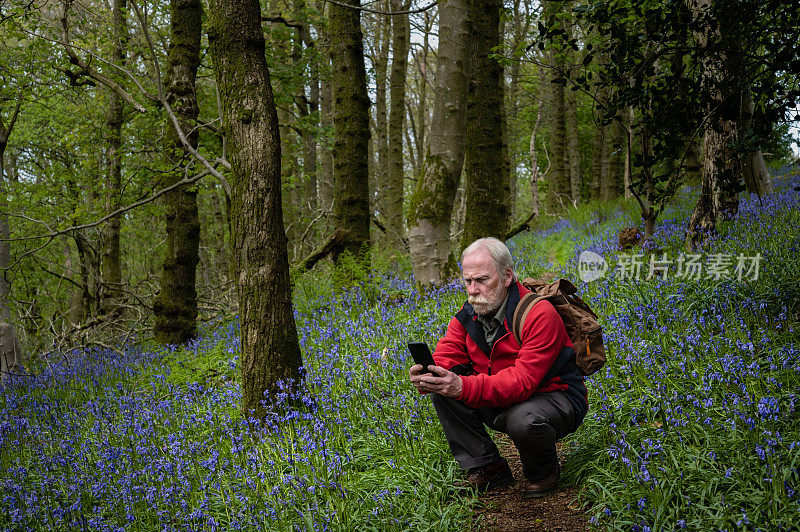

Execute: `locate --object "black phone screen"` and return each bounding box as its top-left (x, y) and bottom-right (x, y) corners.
top-left (408, 342), bottom-right (435, 374)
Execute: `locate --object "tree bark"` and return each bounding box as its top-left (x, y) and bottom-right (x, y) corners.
top-left (506, 0), bottom-right (525, 219)
top-left (565, 83), bottom-right (581, 204)
top-left (543, 0), bottom-right (569, 212)
top-left (603, 117), bottom-right (625, 200)
top-left (100, 0), bottom-right (127, 318)
top-left (153, 0), bottom-right (203, 345)
top-left (529, 106), bottom-right (542, 218)
top-left (592, 122), bottom-right (605, 201)
top-left (409, 10), bottom-right (432, 179)
top-left (329, 0), bottom-right (371, 261)
top-left (740, 92), bottom-right (774, 196)
top-left (383, 0), bottom-right (410, 249)
top-left (0, 99), bottom-right (24, 380)
top-left (372, 4), bottom-right (390, 237)
top-left (407, 0), bottom-right (470, 287)
top-left (208, 0), bottom-right (303, 419)
top-left (461, 0), bottom-right (508, 248)
top-left (624, 106), bottom-right (634, 198)
top-left (742, 148), bottom-right (773, 196)
top-left (318, 79), bottom-right (335, 226)
top-left (686, 0), bottom-right (747, 245)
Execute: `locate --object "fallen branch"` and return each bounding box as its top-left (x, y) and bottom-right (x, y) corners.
top-left (504, 210), bottom-right (537, 241)
top-left (295, 228), bottom-right (349, 272)
top-left (371, 216), bottom-right (387, 233)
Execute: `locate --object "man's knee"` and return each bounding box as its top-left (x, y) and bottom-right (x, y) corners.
top-left (504, 411), bottom-right (553, 444)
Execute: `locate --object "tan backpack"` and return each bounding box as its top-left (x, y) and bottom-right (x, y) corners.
top-left (511, 278), bottom-right (606, 376)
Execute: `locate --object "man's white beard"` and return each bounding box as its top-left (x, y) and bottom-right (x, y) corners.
top-left (468, 285), bottom-right (506, 316)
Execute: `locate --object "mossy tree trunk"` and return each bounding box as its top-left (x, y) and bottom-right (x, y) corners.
top-left (208, 0), bottom-right (303, 420)
top-left (461, 0), bottom-right (507, 249)
top-left (329, 0), bottom-right (371, 261)
top-left (384, 0), bottom-right (410, 249)
top-left (100, 0), bottom-right (126, 318)
top-left (153, 0), bottom-right (203, 346)
top-left (407, 0), bottom-right (470, 287)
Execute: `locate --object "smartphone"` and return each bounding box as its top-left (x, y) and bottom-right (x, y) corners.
top-left (408, 342), bottom-right (436, 374)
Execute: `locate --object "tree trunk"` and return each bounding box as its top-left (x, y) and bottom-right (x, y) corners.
top-left (591, 119), bottom-right (605, 201)
top-left (329, 0), bottom-right (371, 261)
top-left (461, 0), bottom-right (507, 248)
top-left (100, 0), bottom-right (127, 318)
top-left (384, 0), bottom-right (410, 249)
top-left (740, 92), bottom-right (774, 196)
top-left (686, 0), bottom-right (747, 244)
top-left (410, 11), bottom-right (432, 179)
top-left (0, 102), bottom-right (24, 380)
top-left (153, 0), bottom-right (202, 346)
top-left (565, 84), bottom-right (581, 204)
top-left (372, 4), bottom-right (390, 237)
top-left (208, 0), bottom-right (303, 419)
top-left (624, 107), bottom-right (634, 198)
top-left (529, 108), bottom-right (542, 217)
top-left (291, 5), bottom-right (319, 256)
top-left (603, 117), bottom-right (625, 200)
top-left (278, 107), bottom-right (302, 260)
top-left (506, 0), bottom-right (527, 220)
top-left (407, 0), bottom-right (470, 287)
top-left (543, 0), bottom-right (569, 212)
top-left (318, 79), bottom-right (335, 227)
top-left (546, 81), bottom-right (568, 211)
top-left (743, 149), bottom-right (773, 196)
top-left (211, 183), bottom-right (230, 287)
top-left (686, 130), bottom-right (718, 247)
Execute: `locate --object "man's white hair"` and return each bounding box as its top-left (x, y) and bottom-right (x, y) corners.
top-left (461, 237), bottom-right (515, 279)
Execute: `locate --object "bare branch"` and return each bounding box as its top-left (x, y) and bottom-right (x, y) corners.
top-left (262, 15), bottom-right (304, 29)
top-left (322, 0), bottom-right (437, 16)
top-left (59, 0), bottom-right (147, 113)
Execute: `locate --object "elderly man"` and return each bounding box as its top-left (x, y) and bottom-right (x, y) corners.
top-left (409, 237), bottom-right (587, 498)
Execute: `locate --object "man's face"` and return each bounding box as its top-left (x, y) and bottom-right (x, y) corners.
top-left (461, 248), bottom-right (513, 316)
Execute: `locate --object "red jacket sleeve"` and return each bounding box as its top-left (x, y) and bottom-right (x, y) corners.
top-left (457, 300), bottom-right (569, 408)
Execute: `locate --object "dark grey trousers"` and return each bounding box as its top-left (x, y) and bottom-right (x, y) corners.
top-left (430, 391), bottom-right (578, 481)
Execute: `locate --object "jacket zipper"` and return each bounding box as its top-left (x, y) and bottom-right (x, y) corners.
top-left (488, 322), bottom-right (513, 376)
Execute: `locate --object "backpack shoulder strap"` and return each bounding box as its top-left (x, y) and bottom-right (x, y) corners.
top-left (512, 292), bottom-right (547, 345)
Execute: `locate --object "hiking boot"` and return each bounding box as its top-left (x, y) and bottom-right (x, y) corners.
top-left (466, 457), bottom-right (514, 492)
top-left (522, 463), bottom-right (560, 499)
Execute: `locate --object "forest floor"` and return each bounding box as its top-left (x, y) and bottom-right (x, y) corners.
top-left (470, 435), bottom-right (588, 531)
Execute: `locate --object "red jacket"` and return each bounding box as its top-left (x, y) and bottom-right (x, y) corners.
top-left (433, 280), bottom-right (588, 415)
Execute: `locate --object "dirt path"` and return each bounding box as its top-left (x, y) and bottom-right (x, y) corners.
top-left (470, 435), bottom-right (588, 531)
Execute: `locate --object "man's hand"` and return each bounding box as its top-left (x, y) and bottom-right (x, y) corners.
top-left (409, 364), bottom-right (463, 398)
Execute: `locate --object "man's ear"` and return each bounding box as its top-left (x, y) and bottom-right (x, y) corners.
top-left (503, 268), bottom-right (514, 287)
